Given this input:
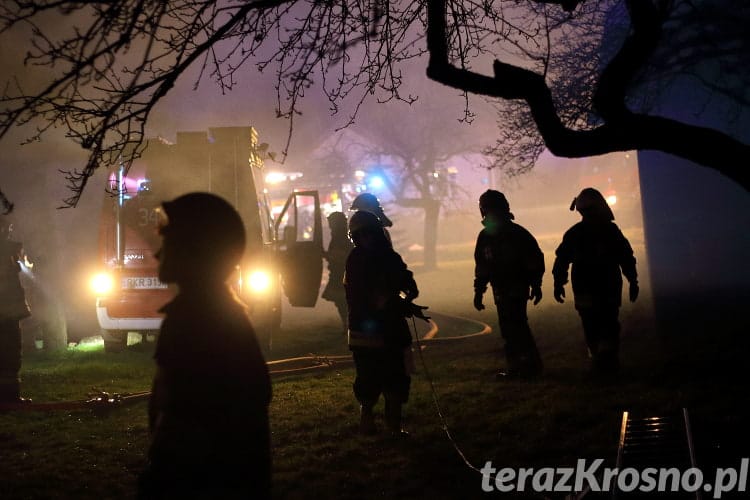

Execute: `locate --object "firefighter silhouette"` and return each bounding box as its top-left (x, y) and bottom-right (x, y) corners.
top-left (139, 193), bottom-right (271, 499)
top-left (345, 210), bottom-right (427, 436)
top-left (350, 192), bottom-right (393, 228)
top-left (552, 187), bottom-right (638, 375)
top-left (473, 190), bottom-right (545, 380)
top-left (0, 215), bottom-right (32, 404)
top-left (350, 192), bottom-right (394, 248)
top-left (20, 250), bottom-right (68, 352)
top-left (321, 212), bottom-right (353, 333)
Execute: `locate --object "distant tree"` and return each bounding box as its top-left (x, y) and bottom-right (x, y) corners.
top-left (353, 101), bottom-right (477, 270)
top-left (308, 133), bottom-right (364, 190)
top-left (309, 106), bottom-right (476, 271)
top-left (1, 0), bottom-right (747, 213)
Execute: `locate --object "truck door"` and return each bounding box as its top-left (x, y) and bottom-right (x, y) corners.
top-left (274, 190), bottom-right (323, 307)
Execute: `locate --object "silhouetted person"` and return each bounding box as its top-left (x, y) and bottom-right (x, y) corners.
top-left (0, 215), bottom-right (32, 404)
top-left (21, 251), bottom-right (67, 352)
top-left (138, 193), bottom-right (271, 499)
top-left (473, 190), bottom-right (545, 380)
top-left (350, 192), bottom-right (394, 247)
top-left (345, 210), bottom-right (426, 436)
top-left (278, 224), bottom-right (302, 301)
top-left (552, 187), bottom-right (638, 375)
top-left (321, 212), bottom-right (353, 333)
top-left (350, 192), bottom-right (393, 228)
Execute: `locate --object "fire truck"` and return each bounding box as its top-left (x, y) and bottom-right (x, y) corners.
top-left (89, 126), bottom-right (323, 352)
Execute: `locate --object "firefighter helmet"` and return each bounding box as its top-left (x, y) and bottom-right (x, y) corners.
top-left (350, 193), bottom-right (381, 212)
top-left (161, 192), bottom-right (246, 263)
top-left (348, 210), bottom-right (382, 236)
top-left (570, 187), bottom-right (615, 221)
top-left (479, 190), bottom-right (514, 219)
top-left (350, 193), bottom-right (393, 227)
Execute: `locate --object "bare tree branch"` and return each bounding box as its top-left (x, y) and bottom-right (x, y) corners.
top-left (1, 0), bottom-right (748, 213)
top-left (426, 0), bottom-right (749, 190)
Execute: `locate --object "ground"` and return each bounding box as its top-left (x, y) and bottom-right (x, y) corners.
top-left (1, 247), bottom-right (748, 499)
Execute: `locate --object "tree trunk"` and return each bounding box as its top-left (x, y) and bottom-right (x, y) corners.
top-left (42, 300), bottom-right (68, 351)
top-left (423, 201), bottom-right (440, 271)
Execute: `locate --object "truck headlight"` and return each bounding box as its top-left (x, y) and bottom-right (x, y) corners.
top-left (247, 270), bottom-right (272, 294)
top-left (90, 272), bottom-right (114, 295)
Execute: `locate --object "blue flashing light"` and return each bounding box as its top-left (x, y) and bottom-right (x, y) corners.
top-left (368, 175), bottom-right (385, 190)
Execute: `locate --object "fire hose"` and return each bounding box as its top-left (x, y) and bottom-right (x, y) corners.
top-left (0, 390), bottom-right (152, 413)
top-left (0, 313), bottom-right (490, 413)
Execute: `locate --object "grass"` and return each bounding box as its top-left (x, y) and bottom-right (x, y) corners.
top-left (1, 260), bottom-right (749, 499)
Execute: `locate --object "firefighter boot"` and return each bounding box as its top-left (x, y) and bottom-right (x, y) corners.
top-left (385, 399), bottom-right (409, 438)
top-left (359, 405), bottom-right (377, 435)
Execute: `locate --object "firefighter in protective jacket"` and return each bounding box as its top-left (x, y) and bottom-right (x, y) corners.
top-left (552, 187), bottom-right (638, 374)
top-left (473, 190), bottom-right (545, 379)
top-left (139, 193), bottom-right (271, 499)
top-left (321, 211), bottom-right (353, 333)
top-left (345, 210), bottom-right (426, 436)
top-left (0, 216), bottom-right (31, 404)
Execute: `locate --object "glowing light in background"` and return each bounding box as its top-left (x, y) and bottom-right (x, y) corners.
top-left (18, 257), bottom-right (34, 275)
top-left (367, 175), bottom-right (385, 190)
top-left (247, 270), bottom-right (272, 293)
top-left (90, 273), bottom-right (114, 295)
top-left (606, 194), bottom-right (617, 206)
top-left (70, 336), bottom-right (105, 351)
top-left (265, 172), bottom-right (287, 184)
top-left (265, 171), bottom-right (304, 184)
top-left (106, 173), bottom-right (146, 198)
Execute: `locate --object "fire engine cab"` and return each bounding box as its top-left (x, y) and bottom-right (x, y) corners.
top-left (89, 126), bottom-right (323, 352)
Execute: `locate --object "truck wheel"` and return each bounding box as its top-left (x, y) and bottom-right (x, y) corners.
top-left (103, 330), bottom-right (127, 353)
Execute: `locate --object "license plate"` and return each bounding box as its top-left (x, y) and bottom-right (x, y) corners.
top-left (121, 277), bottom-right (168, 290)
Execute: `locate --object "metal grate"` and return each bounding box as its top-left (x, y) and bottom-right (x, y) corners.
top-left (614, 408), bottom-right (700, 499)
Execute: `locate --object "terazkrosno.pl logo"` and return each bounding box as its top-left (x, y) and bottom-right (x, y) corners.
top-left (480, 459), bottom-right (748, 498)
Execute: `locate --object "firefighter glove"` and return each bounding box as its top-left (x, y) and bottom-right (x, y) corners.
top-left (473, 291), bottom-right (485, 311)
top-left (553, 284), bottom-right (565, 303)
top-left (529, 285), bottom-right (543, 305)
top-left (409, 302), bottom-right (430, 322)
top-left (629, 281), bottom-right (639, 302)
